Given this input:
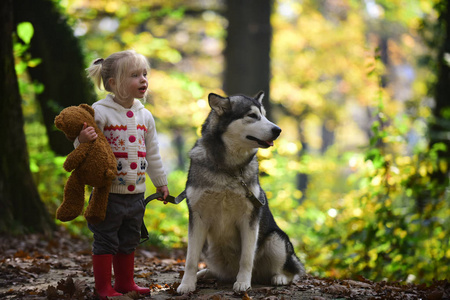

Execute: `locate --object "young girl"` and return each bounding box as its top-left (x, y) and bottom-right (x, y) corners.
top-left (78, 50), bottom-right (169, 299)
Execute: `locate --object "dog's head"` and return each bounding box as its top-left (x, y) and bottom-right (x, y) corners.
top-left (204, 91), bottom-right (281, 151)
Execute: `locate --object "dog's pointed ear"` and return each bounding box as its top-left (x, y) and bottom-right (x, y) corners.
top-left (209, 93), bottom-right (231, 115)
top-left (254, 91), bottom-right (265, 104)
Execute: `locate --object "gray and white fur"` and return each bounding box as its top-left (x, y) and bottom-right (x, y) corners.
top-left (177, 91), bottom-right (305, 294)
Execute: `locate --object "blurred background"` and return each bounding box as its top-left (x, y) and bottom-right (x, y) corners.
top-left (2, 0), bottom-right (449, 284)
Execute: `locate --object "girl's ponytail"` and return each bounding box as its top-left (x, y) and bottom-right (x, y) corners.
top-left (86, 58), bottom-right (104, 90)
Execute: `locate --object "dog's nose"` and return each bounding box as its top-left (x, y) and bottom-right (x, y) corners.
top-left (272, 126), bottom-right (281, 138)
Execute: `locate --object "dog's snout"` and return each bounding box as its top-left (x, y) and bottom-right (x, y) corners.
top-left (272, 126), bottom-right (281, 138)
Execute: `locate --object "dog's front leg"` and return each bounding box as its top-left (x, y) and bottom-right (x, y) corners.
top-left (177, 212), bottom-right (207, 294)
top-left (233, 220), bottom-right (259, 292)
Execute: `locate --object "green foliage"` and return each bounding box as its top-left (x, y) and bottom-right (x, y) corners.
top-left (26, 121), bottom-right (68, 211)
top-left (17, 22), bottom-right (34, 44)
top-left (14, 23), bottom-right (42, 79)
top-left (294, 53), bottom-right (450, 283)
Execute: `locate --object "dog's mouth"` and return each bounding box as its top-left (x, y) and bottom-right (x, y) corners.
top-left (246, 135), bottom-right (275, 148)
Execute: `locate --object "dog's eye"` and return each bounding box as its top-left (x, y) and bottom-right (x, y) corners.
top-left (248, 113), bottom-right (258, 119)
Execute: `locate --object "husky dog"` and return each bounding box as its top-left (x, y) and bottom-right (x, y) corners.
top-left (177, 92), bottom-right (305, 294)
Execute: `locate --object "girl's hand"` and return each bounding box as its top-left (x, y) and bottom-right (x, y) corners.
top-left (156, 185), bottom-right (170, 204)
top-left (79, 122), bottom-right (98, 143)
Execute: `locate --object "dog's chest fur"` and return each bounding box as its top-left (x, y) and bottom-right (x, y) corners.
top-left (188, 187), bottom-right (255, 231)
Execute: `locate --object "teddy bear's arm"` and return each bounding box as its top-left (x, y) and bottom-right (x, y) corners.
top-left (63, 143), bottom-right (90, 172)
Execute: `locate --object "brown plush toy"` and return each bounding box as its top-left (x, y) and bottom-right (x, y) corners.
top-left (54, 104), bottom-right (116, 224)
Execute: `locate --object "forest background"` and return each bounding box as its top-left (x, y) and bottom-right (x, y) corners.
top-left (1, 0), bottom-right (449, 287)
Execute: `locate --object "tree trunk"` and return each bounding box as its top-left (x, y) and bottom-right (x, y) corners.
top-left (13, 0), bottom-right (97, 156)
top-left (321, 120), bottom-right (335, 154)
top-left (297, 124), bottom-right (308, 202)
top-left (224, 0), bottom-right (273, 120)
top-left (0, 0), bottom-right (54, 234)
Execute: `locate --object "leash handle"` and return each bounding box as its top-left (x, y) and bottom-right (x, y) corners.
top-left (140, 190), bottom-right (186, 243)
top-left (143, 192), bottom-right (164, 205)
top-left (143, 190), bottom-right (186, 206)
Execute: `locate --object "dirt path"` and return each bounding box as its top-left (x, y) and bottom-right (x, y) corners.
top-left (0, 230), bottom-right (448, 299)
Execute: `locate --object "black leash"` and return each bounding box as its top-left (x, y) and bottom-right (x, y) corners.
top-left (140, 191), bottom-right (186, 243)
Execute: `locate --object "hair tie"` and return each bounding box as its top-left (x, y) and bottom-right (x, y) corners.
top-left (93, 58), bottom-right (104, 65)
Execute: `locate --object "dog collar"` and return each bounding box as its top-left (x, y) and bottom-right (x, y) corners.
top-left (234, 169), bottom-right (265, 208)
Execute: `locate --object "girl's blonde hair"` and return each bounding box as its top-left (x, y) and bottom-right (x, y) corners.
top-left (86, 50), bottom-right (150, 100)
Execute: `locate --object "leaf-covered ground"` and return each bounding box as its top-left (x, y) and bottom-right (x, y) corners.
top-left (0, 229), bottom-right (448, 299)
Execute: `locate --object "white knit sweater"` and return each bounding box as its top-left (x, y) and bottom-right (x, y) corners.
top-left (77, 95), bottom-right (168, 194)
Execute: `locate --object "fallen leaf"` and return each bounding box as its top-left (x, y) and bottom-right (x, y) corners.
top-left (344, 279), bottom-right (372, 288)
top-left (57, 277), bottom-right (77, 296)
top-left (14, 250), bottom-right (30, 259)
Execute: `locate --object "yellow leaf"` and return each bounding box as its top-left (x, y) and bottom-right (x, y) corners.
top-left (439, 160), bottom-right (448, 173)
top-left (394, 228), bottom-right (407, 239)
top-left (418, 164), bottom-right (427, 177)
top-left (371, 175), bottom-right (382, 186)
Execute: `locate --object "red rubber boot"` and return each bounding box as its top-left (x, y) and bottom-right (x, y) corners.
top-left (92, 254), bottom-right (122, 299)
top-left (113, 252), bottom-right (150, 295)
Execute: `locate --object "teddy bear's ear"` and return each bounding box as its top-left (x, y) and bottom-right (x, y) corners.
top-left (79, 104), bottom-right (95, 117)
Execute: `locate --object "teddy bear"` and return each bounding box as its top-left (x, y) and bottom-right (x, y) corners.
top-left (54, 104), bottom-right (117, 224)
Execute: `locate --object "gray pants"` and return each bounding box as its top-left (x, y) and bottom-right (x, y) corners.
top-left (88, 192), bottom-right (145, 255)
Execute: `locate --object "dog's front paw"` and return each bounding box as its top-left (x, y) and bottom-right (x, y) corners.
top-left (233, 281), bottom-right (251, 292)
top-left (271, 274), bottom-right (289, 285)
top-left (177, 282), bottom-right (196, 294)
